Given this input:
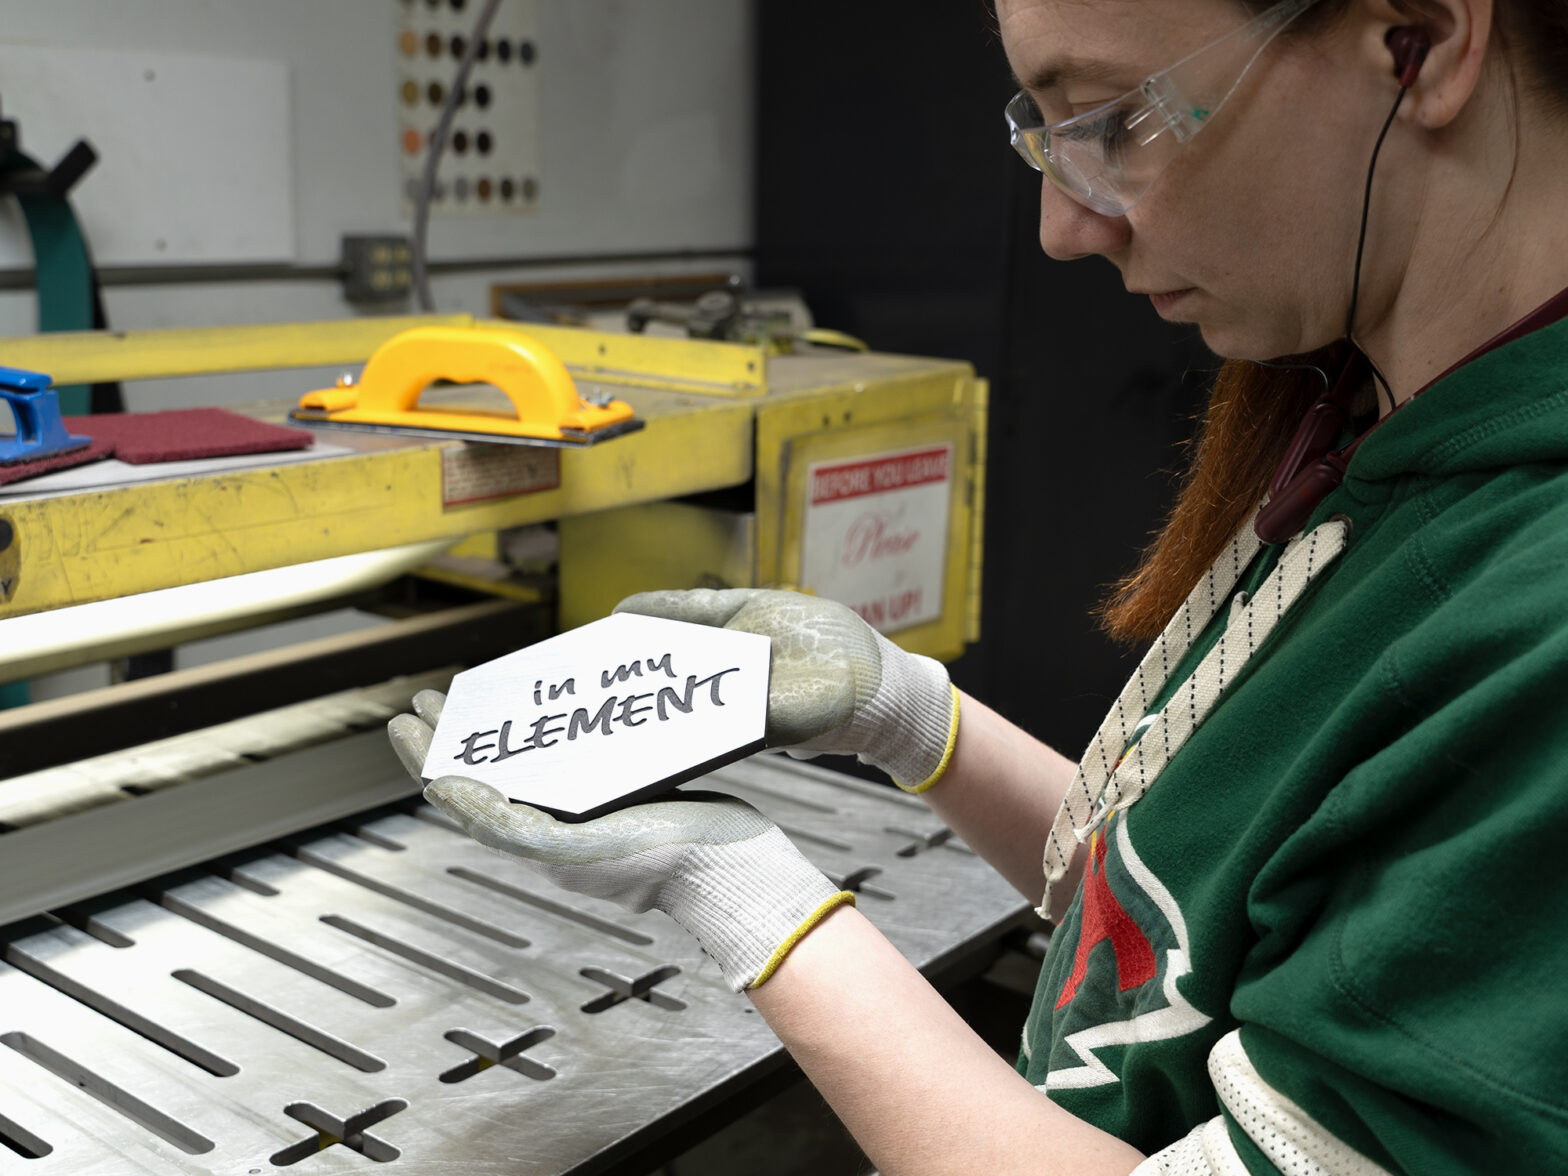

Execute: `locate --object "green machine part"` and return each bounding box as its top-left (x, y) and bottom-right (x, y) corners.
top-left (1, 146), bottom-right (96, 414)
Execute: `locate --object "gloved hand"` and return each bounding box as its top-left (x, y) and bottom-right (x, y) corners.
top-left (388, 690), bottom-right (853, 992)
top-left (614, 588), bottom-right (958, 793)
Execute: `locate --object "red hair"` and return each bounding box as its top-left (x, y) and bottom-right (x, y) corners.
top-left (1095, 351), bottom-right (1339, 643)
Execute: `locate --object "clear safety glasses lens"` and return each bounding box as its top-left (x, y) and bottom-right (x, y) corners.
top-left (1007, 90), bottom-right (1155, 216)
top-left (1005, 0), bottom-right (1319, 215)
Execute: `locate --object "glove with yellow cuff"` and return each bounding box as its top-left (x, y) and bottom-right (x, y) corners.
top-left (388, 690), bottom-right (853, 992)
top-left (614, 588), bottom-right (959, 794)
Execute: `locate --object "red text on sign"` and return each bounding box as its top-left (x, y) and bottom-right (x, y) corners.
top-left (810, 447), bottom-right (950, 506)
top-left (842, 512), bottom-right (921, 567)
top-left (852, 589), bottom-right (924, 629)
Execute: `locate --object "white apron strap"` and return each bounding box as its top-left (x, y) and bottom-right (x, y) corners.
top-left (1038, 517), bottom-right (1348, 918)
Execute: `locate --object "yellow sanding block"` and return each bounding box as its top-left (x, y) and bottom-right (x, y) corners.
top-left (291, 325), bottom-right (643, 447)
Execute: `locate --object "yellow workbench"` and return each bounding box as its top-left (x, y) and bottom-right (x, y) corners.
top-left (0, 316), bottom-right (985, 661)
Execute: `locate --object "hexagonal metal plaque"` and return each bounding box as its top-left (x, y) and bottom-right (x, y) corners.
top-left (422, 614), bottom-right (771, 820)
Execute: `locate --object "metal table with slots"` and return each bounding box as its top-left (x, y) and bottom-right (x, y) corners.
top-left (0, 316), bottom-right (999, 1172)
top-left (0, 747), bottom-right (1028, 1174)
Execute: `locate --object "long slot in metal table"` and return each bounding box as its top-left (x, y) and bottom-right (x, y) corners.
top-left (0, 748), bottom-right (1028, 1174)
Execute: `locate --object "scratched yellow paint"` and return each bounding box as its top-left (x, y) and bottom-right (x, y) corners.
top-left (553, 351), bottom-right (988, 663)
top-left (753, 353), bottom-right (985, 661)
top-left (0, 388), bottom-right (753, 620)
top-left (0, 316), bottom-right (474, 387)
top-left (0, 324), bottom-right (986, 664)
top-left (471, 319), bottom-right (768, 397)
top-left (557, 501), bottom-right (759, 631)
top-left (0, 316), bottom-right (768, 397)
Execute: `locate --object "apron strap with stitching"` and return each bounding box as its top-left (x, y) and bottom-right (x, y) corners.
top-left (1039, 515), bottom-right (1348, 917)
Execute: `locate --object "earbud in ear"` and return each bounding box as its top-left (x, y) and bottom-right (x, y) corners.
top-left (1387, 26), bottom-right (1431, 87)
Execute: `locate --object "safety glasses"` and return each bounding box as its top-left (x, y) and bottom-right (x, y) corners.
top-left (1005, 0), bottom-right (1320, 215)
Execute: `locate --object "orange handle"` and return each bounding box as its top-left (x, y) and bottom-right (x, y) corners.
top-left (299, 325), bottom-right (633, 440)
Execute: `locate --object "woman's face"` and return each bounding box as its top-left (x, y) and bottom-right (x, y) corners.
top-left (998, 0), bottom-right (1395, 360)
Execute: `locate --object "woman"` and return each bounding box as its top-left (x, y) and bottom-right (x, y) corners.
top-left (390, 0), bottom-right (1568, 1168)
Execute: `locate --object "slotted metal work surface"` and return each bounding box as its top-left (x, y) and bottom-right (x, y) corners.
top-left (0, 754), bottom-right (1027, 1174)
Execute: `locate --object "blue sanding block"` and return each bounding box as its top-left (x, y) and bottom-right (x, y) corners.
top-left (0, 365), bottom-right (92, 466)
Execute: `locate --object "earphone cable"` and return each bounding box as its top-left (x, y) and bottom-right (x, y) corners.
top-left (1346, 84), bottom-right (1410, 414)
top-left (411, 0), bottom-right (505, 312)
top-left (1255, 357), bottom-right (1331, 396)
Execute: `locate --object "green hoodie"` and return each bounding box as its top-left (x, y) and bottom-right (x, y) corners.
top-left (1019, 317), bottom-right (1568, 1174)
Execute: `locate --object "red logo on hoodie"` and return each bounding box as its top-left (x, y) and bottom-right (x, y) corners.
top-left (1056, 826), bottom-right (1157, 1009)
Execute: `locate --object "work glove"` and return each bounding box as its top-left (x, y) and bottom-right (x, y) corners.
top-left (388, 690), bottom-right (853, 992)
top-left (614, 588), bottom-right (958, 794)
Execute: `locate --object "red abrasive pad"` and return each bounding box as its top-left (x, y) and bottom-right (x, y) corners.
top-left (0, 436), bottom-right (116, 486)
top-left (62, 408), bottom-right (314, 464)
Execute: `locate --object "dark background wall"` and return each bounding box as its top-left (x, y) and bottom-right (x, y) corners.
top-left (754, 2), bottom-right (1216, 756)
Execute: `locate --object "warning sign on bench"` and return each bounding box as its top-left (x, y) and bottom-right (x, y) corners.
top-left (799, 444), bottom-right (953, 634)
